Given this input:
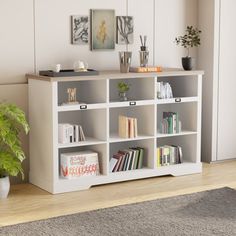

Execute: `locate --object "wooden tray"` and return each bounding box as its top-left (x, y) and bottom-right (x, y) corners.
top-left (39, 69), bottom-right (99, 77)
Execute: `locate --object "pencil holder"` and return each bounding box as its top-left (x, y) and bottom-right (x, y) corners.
top-left (119, 51), bottom-right (132, 73)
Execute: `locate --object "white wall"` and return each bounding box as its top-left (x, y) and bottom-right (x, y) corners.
top-left (0, 0), bottom-right (198, 183)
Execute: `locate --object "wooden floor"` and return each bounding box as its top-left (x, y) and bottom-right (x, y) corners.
top-left (1, 161), bottom-right (236, 227)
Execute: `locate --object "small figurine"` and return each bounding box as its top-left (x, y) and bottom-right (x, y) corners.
top-left (67, 88), bottom-right (79, 104)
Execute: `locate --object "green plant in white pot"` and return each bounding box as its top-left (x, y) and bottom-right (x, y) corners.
top-left (0, 103), bottom-right (29, 198)
top-left (175, 26), bottom-right (201, 70)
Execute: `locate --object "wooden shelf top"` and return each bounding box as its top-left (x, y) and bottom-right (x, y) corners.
top-left (26, 68), bottom-right (204, 82)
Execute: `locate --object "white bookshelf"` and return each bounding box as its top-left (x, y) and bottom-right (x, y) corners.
top-left (27, 69), bottom-right (203, 194)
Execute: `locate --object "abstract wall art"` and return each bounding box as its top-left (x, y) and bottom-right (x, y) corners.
top-left (116, 16), bottom-right (134, 45)
top-left (90, 9), bottom-right (115, 51)
top-left (71, 15), bottom-right (89, 44)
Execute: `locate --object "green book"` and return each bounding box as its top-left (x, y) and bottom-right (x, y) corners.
top-left (131, 148), bottom-right (140, 169)
top-left (168, 116), bottom-right (173, 134)
top-left (137, 148), bottom-right (144, 169)
top-left (176, 112), bottom-right (179, 133)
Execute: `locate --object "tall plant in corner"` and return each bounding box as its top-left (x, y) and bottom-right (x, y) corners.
top-left (175, 26), bottom-right (201, 70)
top-left (0, 103), bottom-right (29, 198)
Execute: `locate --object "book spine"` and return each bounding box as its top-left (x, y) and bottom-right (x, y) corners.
top-left (157, 148), bottom-right (161, 167)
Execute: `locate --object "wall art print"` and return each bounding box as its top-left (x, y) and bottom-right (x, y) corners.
top-left (116, 16), bottom-right (134, 45)
top-left (71, 15), bottom-right (89, 44)
top-left (90, 9), bottom-right (115, 51)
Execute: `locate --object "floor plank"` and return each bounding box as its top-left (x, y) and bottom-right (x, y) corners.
top-left (1, 161), bottom-right (236, 227)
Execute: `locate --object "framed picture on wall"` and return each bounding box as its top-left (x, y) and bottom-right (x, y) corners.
top-left (71, 15), bottom-right (89, 44)
top-left (90, 9), bottom-right (115, 51)
top-left (116, 16), bottom-right (134, 45)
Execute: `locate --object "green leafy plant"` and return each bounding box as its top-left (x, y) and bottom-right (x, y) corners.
top-left (0, 103), bottom-right (29, 179)
top-left (117, 82), bottom-right (130, 93)
top-left (175, 26), bottom-right (201, 57)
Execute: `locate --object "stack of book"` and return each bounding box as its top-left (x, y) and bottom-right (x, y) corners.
top-left (58, 123), bottom-right (86, 144)
top-left (157, 145), bottom-right (183, 167)
top-left (60, 150), bottom-right (99, 179)
top-left (109, 147), bottom-right (144, 172)
top-left (160, 112), bottom-right (182, 134)
top-left (119, 115), bottom-right (138, 139)
top-left (157, 82), bottom-right (173, 99)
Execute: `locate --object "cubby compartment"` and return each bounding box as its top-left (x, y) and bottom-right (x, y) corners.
top-left (58, 109), bottom-right (107, 147)
top-left (109, 138), bottom-right (155, 172)
top-left (109, 105), bottom-right (155, 141)
top-left (156, 102), bottom-right (198, 136)
top-left (156, 134), bottom-right (198, 166)
top-left (157, 76), bottom-right (198, 100)
top-left (58, 143), bottom-right (108, 178)
top-left (109, 77), bottom-right (155, 103)
top-left (58, 80), bottom-right (107, 106)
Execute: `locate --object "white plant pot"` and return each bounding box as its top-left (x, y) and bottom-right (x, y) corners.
top-left (0, 176), bottom-right (10, 199)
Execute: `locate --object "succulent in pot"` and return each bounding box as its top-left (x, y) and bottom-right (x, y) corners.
top-left (117, 82), bottom-right (130, 101)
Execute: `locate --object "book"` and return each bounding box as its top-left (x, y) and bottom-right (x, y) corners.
top-left (157, 148), bottom-right (161, 167)
top-left (119, 115), bottom-right (128, 138)
top-left (157, 145), bottom-right (183, 167)
top-left (58, 123), bottom-right (74, 144)
top-left (79, 125), bottom-right (86, 141)
top-left (130, 149), bottom-right (137, 170)
top-left (109, 157), bottom-right (118, 172)
top-left (58, 123), bottom-right (86, 144)
top-left (124, 149), bottom-right (133, 171)
top-left (161, 112), bottom-right (181, 134)
top-left (137, 147), bottom-right (144, 169)
top-left (134, 118), bottom-right (138, 138)
top-left (110, 147), bottom-right (145, 172)
top-left (118, 154), bottom-right (126, 171)
top-left (119, 115), bottom-right (138, 139)
top-left (112, 153), bottom-right (123, 172)
top-left (74, 125), bottom-right (79, 142)
top-left (129, 118), bottom-right (134, 138)
top-left (129, 66), bottom-right (162, 73)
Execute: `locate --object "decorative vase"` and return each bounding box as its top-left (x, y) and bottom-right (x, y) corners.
top-left (139, 50), bottom-right (149, 67)
top-left (182, 57), bottom-right (194, 71)
top-left (119, 92), bottom-right (128, 101)
top-left (119, 51), bottom-right (132, 73)
top-left (0, 176), bottom-right (10, 199)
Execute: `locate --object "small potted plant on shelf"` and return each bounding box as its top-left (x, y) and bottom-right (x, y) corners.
top-left (117, 82), bottom-right (130, 101)
top-left (175, 25), bottom-right (201, 70)
top-left (0, 103), bottom-right (29, 198)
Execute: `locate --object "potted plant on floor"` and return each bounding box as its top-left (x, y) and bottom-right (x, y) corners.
top-left (0, 103), bottom-right (29, 198)
top-left (175, 26), bottom-right (201, 70)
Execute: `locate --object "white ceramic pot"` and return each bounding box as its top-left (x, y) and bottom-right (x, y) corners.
top-left (0, 176), bottom-right (10, 199)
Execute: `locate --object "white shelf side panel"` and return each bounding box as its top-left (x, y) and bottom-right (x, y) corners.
top-left (28, 79), bottom-right (56, 193)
